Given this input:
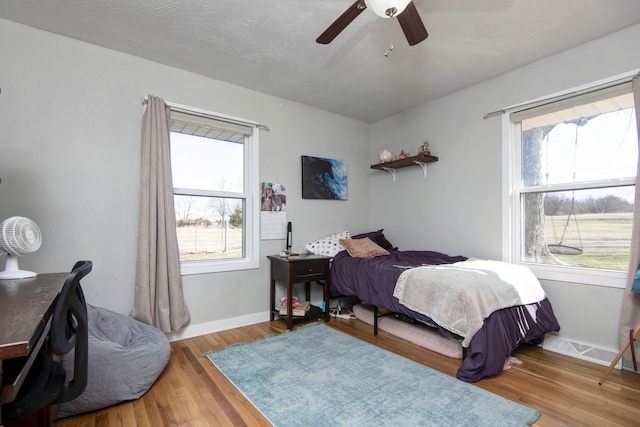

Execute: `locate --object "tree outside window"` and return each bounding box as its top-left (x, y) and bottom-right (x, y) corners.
top-left (513, 88), bottom-right (637, 273)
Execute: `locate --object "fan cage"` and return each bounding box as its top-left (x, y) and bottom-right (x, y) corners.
top-left (1, 216), bottom-right (42, 256)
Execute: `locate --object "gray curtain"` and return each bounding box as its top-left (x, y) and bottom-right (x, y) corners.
top-left (619, 73), bottom-right (640, 366)
top-left (131, 95), bottom-right (190, 332)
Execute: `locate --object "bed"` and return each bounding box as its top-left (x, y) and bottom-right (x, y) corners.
top-left (306, 230), bottom-right (561, 382)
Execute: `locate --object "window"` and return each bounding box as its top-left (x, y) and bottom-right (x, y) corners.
top-left (508, 82), bottom-right (637, 287)
top-left (169, 108), bottom-right (259, 275)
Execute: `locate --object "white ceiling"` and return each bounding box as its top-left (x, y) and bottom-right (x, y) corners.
top-left (2, 0), bottom-right (640, 123)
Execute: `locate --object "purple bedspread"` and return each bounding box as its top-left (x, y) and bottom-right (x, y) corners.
top-left (330, 250), bottom-right (561, 382)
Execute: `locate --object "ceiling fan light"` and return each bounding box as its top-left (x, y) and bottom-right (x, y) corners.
top-left (365, 0), bottom-right (412, 18)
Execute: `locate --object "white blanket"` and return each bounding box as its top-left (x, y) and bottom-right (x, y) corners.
top-left (393, 260), bottom-right (546, 347)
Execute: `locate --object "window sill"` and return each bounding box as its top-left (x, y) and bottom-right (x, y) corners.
top-left (180, 258), bottom-right (259, 275)
top-left (522, 262), bottom-right (628, 289)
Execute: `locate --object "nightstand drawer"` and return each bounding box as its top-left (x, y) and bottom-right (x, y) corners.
top-left (291, 262), bottom-right (327, 281)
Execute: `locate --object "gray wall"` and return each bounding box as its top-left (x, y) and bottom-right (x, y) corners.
top-left (0, 19), bottom-right (371, 336)
top-left (369, 23), bottom-right (640, 349)
top-left (2, 16), bottom-right (640, 350)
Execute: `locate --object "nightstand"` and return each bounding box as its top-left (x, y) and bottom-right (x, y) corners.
top-left (267, 254), bottom-right (331, 330)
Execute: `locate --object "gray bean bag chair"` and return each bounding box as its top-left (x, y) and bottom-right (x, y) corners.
top-left (58, 304), bottom-right (171, 418)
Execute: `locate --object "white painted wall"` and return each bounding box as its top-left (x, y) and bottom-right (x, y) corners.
top-left (370, 23), bottom-right (640, 349)
top-left (0, 19), bottom-right (371, 335)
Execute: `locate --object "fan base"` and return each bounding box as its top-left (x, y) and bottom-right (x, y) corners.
top-left (0, 253), bottom-right (38, 279)
top-left (0, 269), bottom-right (38, 280)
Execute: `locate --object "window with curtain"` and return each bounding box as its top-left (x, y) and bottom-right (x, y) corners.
top-left (169, 109), bottom-right (259, 274)
top-left (509, 83), bottom-right (637, 287)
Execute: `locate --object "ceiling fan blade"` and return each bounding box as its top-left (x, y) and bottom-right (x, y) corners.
top-left (397, 1), bottom-right (428, 46)
top-left (316, 0), bottom-right (367, 44)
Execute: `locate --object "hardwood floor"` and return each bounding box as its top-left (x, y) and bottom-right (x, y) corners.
top-left (56, 318), bottom-right (640, 426)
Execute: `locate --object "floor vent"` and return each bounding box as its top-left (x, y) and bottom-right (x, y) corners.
top-left (542, 335), bottom-right (620, 369)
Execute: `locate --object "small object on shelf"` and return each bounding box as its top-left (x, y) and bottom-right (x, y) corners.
top-left (419, 140), bottom-right (430, 155)
top-left (379, 149), bottom-right (393, 163)
top-left (281, 296), bottom-right (299, 306)
top-left (279, 301), bottom-right (311, 316)
top-left (280, 249), bottom-right (299, 258)
top-left (398, 150), bottom-right (406, 159)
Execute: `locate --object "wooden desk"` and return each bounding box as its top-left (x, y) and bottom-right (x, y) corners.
top-left (0, 273), bottom-right (67, 425)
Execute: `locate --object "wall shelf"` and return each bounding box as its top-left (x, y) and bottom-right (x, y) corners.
top-left (370, 153), bottom-right (438, 181)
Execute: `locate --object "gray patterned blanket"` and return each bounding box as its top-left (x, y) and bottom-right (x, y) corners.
top-left (393, 260), bottom-right (546, 347)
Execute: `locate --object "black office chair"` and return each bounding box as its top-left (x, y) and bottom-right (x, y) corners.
top-left (2, 260), bottom-right (92, 423)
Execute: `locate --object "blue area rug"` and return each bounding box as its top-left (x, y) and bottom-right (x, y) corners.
top-left (204, 323), bottom-right (540, 427)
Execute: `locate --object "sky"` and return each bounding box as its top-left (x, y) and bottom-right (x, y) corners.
top-left (170, 132), bottom-right (244, 192)
top-left (170, 132), bottom-right (244, 220)
top-left (525, 105), bottom-right (637, 202)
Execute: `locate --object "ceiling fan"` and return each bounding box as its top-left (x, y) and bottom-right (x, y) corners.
top-left (316, 0), bottom-right (428, 46)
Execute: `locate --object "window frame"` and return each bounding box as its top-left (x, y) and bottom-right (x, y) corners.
top-left (503, 79), bottom-right (636, 289)
top-left (168, 103), bottom-right (260, 275)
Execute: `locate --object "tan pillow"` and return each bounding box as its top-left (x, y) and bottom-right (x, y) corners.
top-left (340, 238), bottom-right (390, 259)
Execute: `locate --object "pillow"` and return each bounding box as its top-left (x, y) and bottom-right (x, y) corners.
top-left (352, 229), bottom-right (398, 251)
top-left (374, 233), bottom-right (398, 251)
top-left (351, 229), bottom-right (384, 240)
top-left (340, 238), bottom-right (390, 259)
top-left (304, 230), bottom-right (351, 257)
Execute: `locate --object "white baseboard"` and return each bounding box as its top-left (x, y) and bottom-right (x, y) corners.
top-left (166, 311), bottom-right (270, 342)
top-left (543, 335), bottom-right (621, 369)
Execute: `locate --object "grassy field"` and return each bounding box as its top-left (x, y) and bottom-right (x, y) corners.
top-left (176, 226), bottom-right (243, 261)
top-left (174, 214), bottom-right (633, 270)
top-left (544, 212), bottom-right (632, 271)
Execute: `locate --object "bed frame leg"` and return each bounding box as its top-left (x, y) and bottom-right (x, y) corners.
top-left (373, 306), bottom-right (378, 336)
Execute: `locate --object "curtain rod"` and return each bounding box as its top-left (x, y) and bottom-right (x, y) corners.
top-left (483, 70), bottom-right (640, 120)
top-left (141, 96), bottom-right (270, 131)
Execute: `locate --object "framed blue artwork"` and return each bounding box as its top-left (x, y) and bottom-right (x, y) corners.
top-left (301, 156), bottom-right (348, 200)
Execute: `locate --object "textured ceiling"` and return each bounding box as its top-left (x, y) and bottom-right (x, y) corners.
top-left (1, 0), bottom-right (640, 122)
